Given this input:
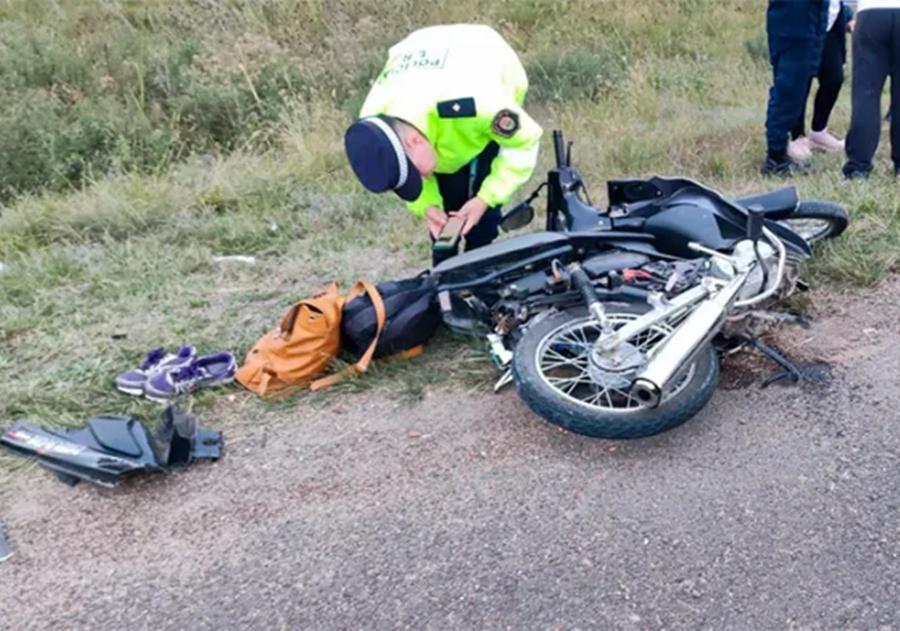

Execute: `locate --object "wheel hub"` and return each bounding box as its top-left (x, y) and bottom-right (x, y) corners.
top-left (588, 342), bottom-right (645, 390)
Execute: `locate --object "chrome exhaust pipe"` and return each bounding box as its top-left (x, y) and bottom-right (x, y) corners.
top-left (631, 274), bottom-right (748, 408)
top-left (631, 378), bottom-right (663, 408)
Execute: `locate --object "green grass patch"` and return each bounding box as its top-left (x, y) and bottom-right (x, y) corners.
top-left (526, 47), bottom-right (628, 102)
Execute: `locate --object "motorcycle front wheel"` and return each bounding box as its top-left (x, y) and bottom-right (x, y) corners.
top-left (511, 305), bottom-right (719, 439)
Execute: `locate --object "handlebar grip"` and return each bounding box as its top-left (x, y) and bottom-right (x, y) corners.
top-left (747, 204), bottom-right (765, 241)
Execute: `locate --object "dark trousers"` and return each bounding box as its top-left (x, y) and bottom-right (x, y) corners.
top-left (766, 35), bottom-right (822, 156)
top-left (792, 21), bottom-right (845, 138)
top-left (844, 9), bottom-right (900, 176)
top-left (432, 142), bottom-right (502, 265)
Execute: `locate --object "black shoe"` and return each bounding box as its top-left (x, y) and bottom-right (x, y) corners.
top-left (843, 169), bottom-right (869, 181)
top-left (761, 156), bottom-right (809, 176)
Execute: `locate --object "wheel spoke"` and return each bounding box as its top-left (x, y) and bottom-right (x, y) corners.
top-left (541, 357), bottom-right (589, 371)
top-left (555, 332), bottom-right (587, 348)
top-left (782, 218), bottom-right (830, 242)
top-left (608, 386), bottom-right (636, 408)
top-left (636, 330), bottom-right (664, 352)
top-left (602, 388), bottom-right (615, 408)
top-left (574, 326), bottom-right (592, 348)
top-left (557, 378), bottom-right (583, 395)
top-left (535, 314), bottom-right (695, 413)
top-left (543, 347), bottom-right (584, 363)
top-left (547, 373), bottom-right (592, 388)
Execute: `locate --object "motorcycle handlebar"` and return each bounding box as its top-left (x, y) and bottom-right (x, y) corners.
top-left (553, 130), bottom-right (566, 168)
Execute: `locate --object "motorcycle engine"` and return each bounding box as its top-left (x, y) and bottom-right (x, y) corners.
top-left (622, 259), bottom-right (707, 296)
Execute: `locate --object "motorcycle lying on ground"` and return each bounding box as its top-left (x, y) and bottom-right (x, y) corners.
top-left (432, 130), bottom-right (848, 439)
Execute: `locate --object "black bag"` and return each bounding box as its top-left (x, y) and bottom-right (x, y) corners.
top-left (341, 273), bottom-right (441, 359)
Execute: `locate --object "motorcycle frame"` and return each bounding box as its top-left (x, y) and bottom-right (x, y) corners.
top-left (544, 130), bottom-right (613, 233)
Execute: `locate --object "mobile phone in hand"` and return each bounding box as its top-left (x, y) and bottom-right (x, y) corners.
top-left (433, 215), bottom-right (465, 251)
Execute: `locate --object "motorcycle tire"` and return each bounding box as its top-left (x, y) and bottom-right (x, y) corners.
top-left (779, 200), bottom-right (849, 244)
top-left (511, 305), bottom-right (719, 440)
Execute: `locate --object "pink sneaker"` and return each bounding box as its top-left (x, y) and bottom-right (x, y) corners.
top-left (807, 128), bottom-right (845, 152)
top-left (787, 136), bottom-right (813, 163)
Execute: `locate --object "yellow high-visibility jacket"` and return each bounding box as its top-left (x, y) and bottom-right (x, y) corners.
top-left (360, 24), bottom-right (542, 216)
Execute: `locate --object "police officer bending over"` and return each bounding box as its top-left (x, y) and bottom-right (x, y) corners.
top-left (344, 24), bottom-right (543, 265)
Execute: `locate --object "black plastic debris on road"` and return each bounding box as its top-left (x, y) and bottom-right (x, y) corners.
top-left (0, 406), bottom-right (223, 488)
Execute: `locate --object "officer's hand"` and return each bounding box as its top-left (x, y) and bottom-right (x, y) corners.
top-left (453, 197), bottom-right (489, 236)
top-left (425, 206), bottom-right (448, 238)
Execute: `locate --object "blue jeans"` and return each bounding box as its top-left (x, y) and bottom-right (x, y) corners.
top-left (766, 34), bottom-right (822, 155)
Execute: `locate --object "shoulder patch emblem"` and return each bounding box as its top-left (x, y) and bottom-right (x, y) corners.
top-left (492, 109), bottom-right (520, 137)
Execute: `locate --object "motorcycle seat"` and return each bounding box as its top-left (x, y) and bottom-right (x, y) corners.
top-left (734, 186), bottom-right (798, 219)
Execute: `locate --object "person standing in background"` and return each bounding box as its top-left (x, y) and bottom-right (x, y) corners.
top-left (762, 0), bottom-right (830, 176)
top-left (843, 0), bottom-right (900, 178)
top-left (787, 0), bottom-right (853, 162)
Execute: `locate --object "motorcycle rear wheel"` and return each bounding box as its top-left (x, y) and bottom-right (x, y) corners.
top-left (511, 305), bottom-right (719, 439)
top-left (779, 200), bottom-right (849, 244)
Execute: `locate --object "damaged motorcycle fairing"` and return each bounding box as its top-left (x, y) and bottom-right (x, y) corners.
top-left (0, 406), bottom-right (222, 488)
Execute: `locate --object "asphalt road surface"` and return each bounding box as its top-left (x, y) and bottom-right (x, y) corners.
top-left (2, 283), bottom-right (899, 630)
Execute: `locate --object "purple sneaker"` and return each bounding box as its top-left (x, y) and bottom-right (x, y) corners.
top-left (115, 346), bottom-right (196, 396)
top-left (143, 351), bottom-right (237, 401)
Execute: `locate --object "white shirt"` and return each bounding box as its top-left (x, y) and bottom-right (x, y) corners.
top-left (827, 0), bottom-right (841, 30)
top-left (857, 0), bottom-right (900, 11)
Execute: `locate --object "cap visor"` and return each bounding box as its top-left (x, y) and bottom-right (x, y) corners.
top-left (393, 156), bottom-right (423, 202)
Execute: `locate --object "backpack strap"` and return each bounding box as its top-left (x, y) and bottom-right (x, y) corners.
top-left (310, 280), bottom-right (386, 391)
top-left (257, 368), bottom-right (274, 397)
top-left (384, 345), bottom-right (424, 362)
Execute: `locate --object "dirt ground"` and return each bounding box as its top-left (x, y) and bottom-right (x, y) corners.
top-left (2, 279), bottom-right (899, 630)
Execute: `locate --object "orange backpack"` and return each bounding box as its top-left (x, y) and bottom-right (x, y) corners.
top-left (236, 281), bottom-right (385, 396)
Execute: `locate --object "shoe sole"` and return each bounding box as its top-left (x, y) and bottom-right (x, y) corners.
top-left (809, 143), bottom-right (843, 153)
top-left (143, 393), bottom-right (178, 403)
top-left (143, 376), bottom-right (235, 403)
top-left (115, 385), bottom-right (145, 397)
top-left (787, 152), bottom-right (813, 163)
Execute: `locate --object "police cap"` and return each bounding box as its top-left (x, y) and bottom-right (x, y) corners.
top-left (344, 116), bottom-right (422, 202)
